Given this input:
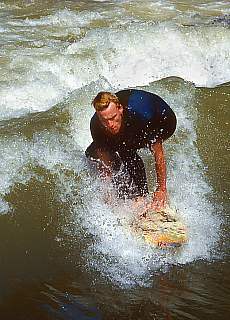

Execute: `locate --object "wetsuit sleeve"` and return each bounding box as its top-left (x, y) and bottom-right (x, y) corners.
top-left (146, 95), bottom-right (176, 145)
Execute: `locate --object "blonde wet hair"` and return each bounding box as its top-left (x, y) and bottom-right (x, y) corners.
top-left (92, 91), bottom-right (120, 111)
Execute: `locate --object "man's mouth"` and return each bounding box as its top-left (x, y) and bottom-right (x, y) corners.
top-left (110, 127), bottom-right (118, 134)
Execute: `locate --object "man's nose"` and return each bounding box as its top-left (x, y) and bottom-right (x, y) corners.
top-left (108, 120), bottom-right (114, 128)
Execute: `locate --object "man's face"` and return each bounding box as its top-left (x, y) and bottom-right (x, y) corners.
top-left (97, 102), bottom-right (123, 135)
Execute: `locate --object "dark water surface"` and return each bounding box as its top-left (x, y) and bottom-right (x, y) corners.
top-left (0, 1), bottom-right (229, 319)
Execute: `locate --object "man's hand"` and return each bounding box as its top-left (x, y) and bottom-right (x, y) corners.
top-left (132, 190), bottom-right (167, 218)
top-left (150, 188), bottom-right (167, 211)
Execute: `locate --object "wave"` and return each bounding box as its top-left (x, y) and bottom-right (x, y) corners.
top-left (0, 7), bottom-right (229, 121)
top-left (0, 78), bottom-right (222, 287)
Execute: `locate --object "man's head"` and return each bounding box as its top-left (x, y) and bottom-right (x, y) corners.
top-left (92, 92), bottom-right (124, 135)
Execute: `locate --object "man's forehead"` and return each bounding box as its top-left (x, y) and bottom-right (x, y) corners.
top-left (99, 102), bottom-right (121, 116)
top-left (98, 109), bottom-right (117, 120)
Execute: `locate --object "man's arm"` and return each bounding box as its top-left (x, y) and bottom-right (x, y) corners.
top-left (89, 115), bottom-right (113, 177)
top-left (149, 140), bottom-right (167, 211)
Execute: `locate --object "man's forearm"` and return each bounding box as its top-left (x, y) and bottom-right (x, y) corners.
top-left (150, 141), bottom-right (166, 191)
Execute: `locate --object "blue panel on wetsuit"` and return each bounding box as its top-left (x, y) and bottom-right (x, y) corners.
top-left (127, 90), bottom-right (156, 121)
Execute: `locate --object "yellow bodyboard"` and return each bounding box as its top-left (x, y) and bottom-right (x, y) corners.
top-left (132, 207), bottom-right (187, 248)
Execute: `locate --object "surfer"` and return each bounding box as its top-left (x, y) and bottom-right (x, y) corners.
top-left (85, 89), bottom-right (176, 211)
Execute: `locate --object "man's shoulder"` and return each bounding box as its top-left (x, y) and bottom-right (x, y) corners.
top-left (127, 91), bottom-right (159, 121)
top-left (90, 112), bottom-right (98, 124)
top-left (90, 112), bottom-right (102, 129)
top-left (116, 89), bottom-right (158, 99)
top-left (115, 89), bottom-right (151, 104)
top-left (90, 113), bottom-right (102, 134)
top-left (116, 89), bottom-right (162, 108)
top-left (115, 89), bottom-right (133, 107)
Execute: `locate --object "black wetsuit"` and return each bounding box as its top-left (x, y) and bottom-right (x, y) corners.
top-left (85, 89), bottom-right (176, 198)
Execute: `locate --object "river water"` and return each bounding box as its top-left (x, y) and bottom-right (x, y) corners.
top-left (0, 0), bottom-right (229, 319)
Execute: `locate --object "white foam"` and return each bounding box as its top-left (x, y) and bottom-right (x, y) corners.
top-left (22, 9), bottom-right (102, 28)
top-left (69, 182), bottom-right (159, 287)
top-left (0, 83), bottom-right (63, 119)
top-left (0, 2), bottom-right (20, 10)
top-left (196, 1), bottom-right (230, 14)
top-left (65, 21), bottom-right (230, 92)
top-left (0, 131), bottom-right (84, 214)
top-left (0, 199), bottom-right (10, 215)
top-left (1, 8), bottom-right (229, 121)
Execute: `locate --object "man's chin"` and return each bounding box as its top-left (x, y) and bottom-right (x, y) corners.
top-left (109, 128), bottom-right (119, 135)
